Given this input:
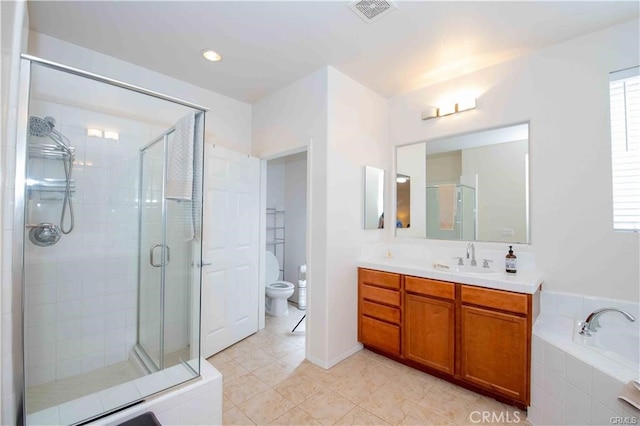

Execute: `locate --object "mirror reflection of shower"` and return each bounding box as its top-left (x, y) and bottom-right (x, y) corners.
top-left (27, 115), bottom-right (75, 245)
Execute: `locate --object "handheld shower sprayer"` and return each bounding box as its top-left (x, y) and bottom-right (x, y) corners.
top-left (29, 116), bottom-right (74, 158)
top-left (29, 115), bottom-right (75, 235)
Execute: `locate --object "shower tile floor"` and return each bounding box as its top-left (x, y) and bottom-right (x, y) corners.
top-left (26, 360), bottom-right (143, 413)
top-left (26, 347), bottom-right (192, 414)
top-left (210, 303), bottom-right (531, 425)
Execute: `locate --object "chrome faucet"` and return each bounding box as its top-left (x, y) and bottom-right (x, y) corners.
top-left (579, 307), bottom-right (636, 336)
top-left (466, 242), bottom-right (477, 267)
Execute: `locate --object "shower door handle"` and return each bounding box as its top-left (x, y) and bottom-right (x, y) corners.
top-left (150, 244), bottom-right (170, 267)
top-left (150, 244), bottom-right (162, 267)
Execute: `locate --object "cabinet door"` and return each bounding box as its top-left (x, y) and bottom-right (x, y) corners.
top-left (404, 294), bottom-right (454, 374)
top-left (460, 305), bottom-right (528, 403)
top-left (361, 315), bottom-right (401, 356)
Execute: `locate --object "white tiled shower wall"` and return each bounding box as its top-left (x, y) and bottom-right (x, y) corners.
top-left (24, 99), bottom-right (162, 386)
top-left (529, 291), bottom-right (640, 425)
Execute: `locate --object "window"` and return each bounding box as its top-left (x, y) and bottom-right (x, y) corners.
top-left (609, 66), bottom-right (640, 231)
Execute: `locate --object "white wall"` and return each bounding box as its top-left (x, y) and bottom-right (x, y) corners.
top-left (461, 140), bottom-right (528, 242)
top-left (325, 67), bottom-right (388, 365)
top-left (27, 32), bottom-right (252, 155)
top-left (388, 19), bottom-right (640, 302)
top-left (284, 152), bottom-right (307, 303)
top-left (266, 160), bottom-right (285, 211)
top-left (252, 67), bottom-right (330, 364)
top-left (253, 66), bottom-right (388, 367)
top-left (266, 158), bottom-right (285, 283)
top-left (426, 151), bottom-right (461, 184)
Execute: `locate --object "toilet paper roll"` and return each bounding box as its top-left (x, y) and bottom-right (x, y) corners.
top-left (298, 287), bottom-right (307, 309)
top-left (299, 264), bottom-right (307, 274)
top-left (298, 280), bottom-right (307, 288)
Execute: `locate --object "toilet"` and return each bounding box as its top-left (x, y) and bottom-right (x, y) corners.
top-left (265, 251), bottom-right (295, 316)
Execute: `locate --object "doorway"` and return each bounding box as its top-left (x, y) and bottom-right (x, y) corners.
top-left (265, 151), bottom-right (308, 340)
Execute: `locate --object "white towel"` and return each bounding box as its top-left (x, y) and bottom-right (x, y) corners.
top-left (166, 112), bottom-right (195, 201)
top-left (438, 184), bottom-right (457, 230)
top-left (618, 380), bottom-right (640, 410)
top-left (190, 112), bottom-right (204, 240)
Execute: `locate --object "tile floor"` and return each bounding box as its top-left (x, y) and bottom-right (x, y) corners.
top-left (207, 304), bottom-right (530, 425)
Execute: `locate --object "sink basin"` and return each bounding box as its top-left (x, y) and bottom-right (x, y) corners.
top-left (453, 265), bottom-right (501, 275)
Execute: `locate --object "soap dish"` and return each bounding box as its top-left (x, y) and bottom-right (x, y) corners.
top-left (433, 263), bottom-right (450, 271)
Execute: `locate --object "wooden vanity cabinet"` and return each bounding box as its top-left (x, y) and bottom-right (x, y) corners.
top-left (403, 276), bottom-right (455, 374)
top-left (459, 285), bottom-right (531, 403)
top-left (358, 269), bottom-right (402, 357)
top-left (357, 267), bottom-right (538, 408)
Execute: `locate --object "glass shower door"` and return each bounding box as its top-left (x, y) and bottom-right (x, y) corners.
top-left (137, 138), bottom-right (166, 371)
top-left (137, 130), bottom-right (197, 372)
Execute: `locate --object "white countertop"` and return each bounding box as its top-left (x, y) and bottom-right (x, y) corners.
top-left (358, 257), bottom-right (543, 294)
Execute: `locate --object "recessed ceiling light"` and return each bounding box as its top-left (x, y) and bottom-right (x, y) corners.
top-left (201, 50), bottom-right (222, 62)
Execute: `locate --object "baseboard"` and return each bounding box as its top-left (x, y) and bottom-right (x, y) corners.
top-left (306, 343), bottom-right (364, 370)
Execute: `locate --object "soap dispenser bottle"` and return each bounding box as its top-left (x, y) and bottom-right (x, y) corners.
top-left (505, 246), bottom-right (517, 274)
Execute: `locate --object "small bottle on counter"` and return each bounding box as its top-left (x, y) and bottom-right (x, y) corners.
top-left (505, 246), bottom-right (517, 274)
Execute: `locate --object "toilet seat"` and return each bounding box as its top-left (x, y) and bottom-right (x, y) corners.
top-left (265, 251), bottom-right (295, 316)
top-left (268, 281), bottom-right (294, 290)
top-left (265, 251), bottom-right (280, 283)
top-left (266, 280), bottom-right (294, 300)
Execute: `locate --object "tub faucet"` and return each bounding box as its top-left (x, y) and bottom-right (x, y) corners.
top-left (466, 243), bottom-right (477, 267)
top-left (579, 307), bottom-right (636, 336)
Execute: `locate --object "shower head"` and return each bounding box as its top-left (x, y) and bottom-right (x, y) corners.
top-left (29, 116), bottom-right (53, 137)
top-left (29, 116), bottom-right (73, 157)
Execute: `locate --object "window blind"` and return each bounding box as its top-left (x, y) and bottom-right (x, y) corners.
top-left (609, 66), bottom-right (640, 231)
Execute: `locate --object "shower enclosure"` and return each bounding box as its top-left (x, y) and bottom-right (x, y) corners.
top-left (14, 56), bottom-right (206, 425)
top-left (425, 184), bottom-right (476, 240)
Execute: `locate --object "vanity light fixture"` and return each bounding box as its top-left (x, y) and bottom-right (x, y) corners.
top-left (201, 50), bottom-right (222, 62)
top-left (396, 174), bottom-right (410, 183)
top-left (456, 97), bottom-right (476, 113)
top-left (422, 97), bottom-right (477, 120)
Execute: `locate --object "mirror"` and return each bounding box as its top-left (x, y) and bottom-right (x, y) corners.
top-left (396, 122), bottom-right (529, 243)
top-left (364, 166), bottom-right (385, 229)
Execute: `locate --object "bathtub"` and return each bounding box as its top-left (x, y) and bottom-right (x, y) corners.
top-left (529, 292), bottom-right (640, 426)
top-left (573, 321), bottom-right (639, 372)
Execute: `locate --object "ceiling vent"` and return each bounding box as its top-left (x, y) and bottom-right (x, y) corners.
top-left (349, 0), bottom-right (397, 23)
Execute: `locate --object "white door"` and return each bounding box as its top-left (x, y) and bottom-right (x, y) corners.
top-left (201, 144), bottom-right (260, 358)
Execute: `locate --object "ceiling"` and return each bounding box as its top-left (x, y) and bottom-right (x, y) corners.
top-left (27, 1), bottom-right (639, 104)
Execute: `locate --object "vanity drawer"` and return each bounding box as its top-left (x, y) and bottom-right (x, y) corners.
top-left (405, 276), bottom-right (455, 300)
top-left (461, 285), bottom-right (528, 315)
top-left (360, 315), bottom-right (401, 356)
top-left (361, 284), bottom-right (401, 307)
top-left (359, 268), bottom-right (401, 290)
top-left (361, 300), bottom-right (401, 324)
